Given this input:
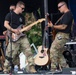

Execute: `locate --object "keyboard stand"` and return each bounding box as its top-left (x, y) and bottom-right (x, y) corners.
top-left (0, 42), bottom-right (5, 71)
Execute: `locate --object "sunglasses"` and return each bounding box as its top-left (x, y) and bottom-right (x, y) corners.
top-left (19, 6), bottom-right (25, 10)
top-left (58, 4), bottom-right (65, 9)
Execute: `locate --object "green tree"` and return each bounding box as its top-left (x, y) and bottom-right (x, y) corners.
top-left (24, 12), bottom-right (42, 52)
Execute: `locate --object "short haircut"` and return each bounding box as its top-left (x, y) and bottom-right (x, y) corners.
top-left (16, 1), bottom-right (25, 7)
top-left (58, 1), bottom-right (67, 6)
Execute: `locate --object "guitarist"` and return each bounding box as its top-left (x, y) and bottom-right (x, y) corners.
top-left (3, 1), bottom-right (36, 73)
top-left (48, 1), bottom-right (74, 72)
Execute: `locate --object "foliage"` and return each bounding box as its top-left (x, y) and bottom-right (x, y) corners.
top-left (26, 23), bottom-right (42, 47)
top-left (24, 12), bottom-right (42, 50)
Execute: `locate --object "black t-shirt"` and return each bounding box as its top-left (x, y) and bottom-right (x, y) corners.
top-left (56, 11), bottom-right (73, 33)
top-left (5, 11), bottom-right (25, 29)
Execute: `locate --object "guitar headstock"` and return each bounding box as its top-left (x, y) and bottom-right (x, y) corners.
top-left (38, 18), bottom-right (45, 22)
top-left (46, 13), bottom-right (49, 16)
top-left (46, 13), bottom-right (51, 23)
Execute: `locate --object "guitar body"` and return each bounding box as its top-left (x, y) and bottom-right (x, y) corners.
top-left (12, 32), bottom-right (25, 42)
top-left (7, 25), bottom-right (25, 42)
top-left (34, 45), bottom-right (50, 66)
top-left (52, 29), bottom-right (56, 40)
top-left (12, 25), bottom-right (25, 42)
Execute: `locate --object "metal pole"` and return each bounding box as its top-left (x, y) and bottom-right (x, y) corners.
top-left (44, 0), bottom-right (48, 23)
top-left (44, 0), bottom-right (51, 70)
top-left (43, 0), bottom-right (49, 48)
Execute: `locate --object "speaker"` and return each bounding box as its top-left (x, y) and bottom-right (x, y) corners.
top-left (62, 68), bottom-right (76, 74)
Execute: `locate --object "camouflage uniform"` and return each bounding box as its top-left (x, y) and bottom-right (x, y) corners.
top-left (50, 32), bottom-right (69, 71)
top-left (4, 36), bottom-right (35, 72)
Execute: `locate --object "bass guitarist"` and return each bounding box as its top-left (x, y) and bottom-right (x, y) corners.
top-left (3, 1), bottom-right (37, 73)
top-left (48, 1), bottom-right (74, 72)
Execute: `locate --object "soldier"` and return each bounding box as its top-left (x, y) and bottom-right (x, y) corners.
top-left (48, 1), bottom-right (74, 71)
top-left (3, 1), bottom-right (36, 73)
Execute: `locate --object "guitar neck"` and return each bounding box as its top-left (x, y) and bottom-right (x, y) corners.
top-left (20, 18), bottom-right (46, 33)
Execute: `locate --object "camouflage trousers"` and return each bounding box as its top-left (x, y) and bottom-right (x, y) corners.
top-left (4, 36), bottom-right (34, 72)
top-left (50, 32), bottom-right (70, 71)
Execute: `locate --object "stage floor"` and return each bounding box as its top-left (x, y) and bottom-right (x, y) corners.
top-left (0, 68), bottom-right (76, 75)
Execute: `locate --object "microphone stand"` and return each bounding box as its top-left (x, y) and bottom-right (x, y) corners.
top-left (9, 10), bottom-right (13, 74)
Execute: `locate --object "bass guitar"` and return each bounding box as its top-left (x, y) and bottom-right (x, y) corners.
top-left (46, 13), bottom-right (56, 40)
top-left (7, 18), bottom-right (45, 42)
top-left (46, 13), bottom-right (64, 40)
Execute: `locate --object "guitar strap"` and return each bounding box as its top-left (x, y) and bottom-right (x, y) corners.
top-left (55, 14), bottom-right (64, 25)
top-left (51, 14), bottom-right (64, 40)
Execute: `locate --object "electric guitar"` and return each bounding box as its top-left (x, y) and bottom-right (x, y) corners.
top-left (7, 18), bottom-right (45, 42)
top-left (34, 45), bottom-right (50, 66)
top-left (46, 13), bottom-right (56, 40)
top-left (47, 13), bottom-right (64, 40)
